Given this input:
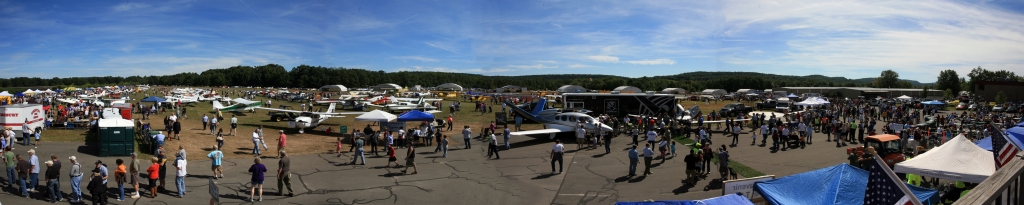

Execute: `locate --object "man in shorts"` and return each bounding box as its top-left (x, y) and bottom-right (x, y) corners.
top-left (230, 115), bottom-right (238, 136)
top-left (207, 145), bottom-right (224, 178)
top-left (683, 149), bottom-right (698, 185)
top-left (129, 153), bottom-right (141, 198)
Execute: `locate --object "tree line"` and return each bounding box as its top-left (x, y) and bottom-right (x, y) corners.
top-left (0, 64), bottom-right (1019, 93)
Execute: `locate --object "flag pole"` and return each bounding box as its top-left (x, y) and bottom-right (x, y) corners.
top-left (873, 155), bottom-right (922, 205)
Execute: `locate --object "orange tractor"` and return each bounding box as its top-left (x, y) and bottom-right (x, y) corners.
top-left (847, 134), bottom-right (907, 167)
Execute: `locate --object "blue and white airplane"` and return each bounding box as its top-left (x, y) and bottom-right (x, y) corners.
top-left (506, 98), bottom-right (612, 139)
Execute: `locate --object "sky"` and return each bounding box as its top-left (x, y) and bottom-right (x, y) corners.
top-left (2, 0), bottom-right (1024, 82)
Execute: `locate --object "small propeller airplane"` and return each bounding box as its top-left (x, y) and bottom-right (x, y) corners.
top-left (254, 103), bottom-right (365, 129)
top-left (368, 97), bottom-right (441, 113)
top-left (213, 98), bottom-right (264, 112)
top-left (505, 98), bottom-right (612, 139)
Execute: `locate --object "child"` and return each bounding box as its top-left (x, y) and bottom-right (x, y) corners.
top-left (670, 141), bottom-right (677, 157)
top-left (335, 137), bottom-right (343, 157)
top-left (385, 145), bottom-right (398, 168)
top-left (751, 130), bottom-right (758, 146)
top-left (87, 168), bottom-right (104, 205)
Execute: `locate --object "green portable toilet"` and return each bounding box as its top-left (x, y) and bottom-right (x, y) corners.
top-left (98, 118), bottom-right (135, 156)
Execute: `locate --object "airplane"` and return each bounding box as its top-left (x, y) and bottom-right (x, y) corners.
top-left (77, 91), bottom-right (107, 98)
top-left (254, 103), bottom-right (365, 129)
top-left (505, 98), bottom-right (613, 139)
top-left (213, 98), bottom-right (264, 112)
top-left (164, 95), bottom-right (199, 105)
top-left (368, 97), bottom-right (440, 113)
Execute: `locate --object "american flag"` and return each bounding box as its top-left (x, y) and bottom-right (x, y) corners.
top-left (864, 155), bottom-right (919, 205)
top-left (991, 124), bottom-right (1019, 170)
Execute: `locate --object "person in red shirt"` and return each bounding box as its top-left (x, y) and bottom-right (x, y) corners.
top-left (277, 130), bottom-right (287, 159)
top-left (146, 157), bottom-right (160, 198)
top-left (385, 146), bottom-right (398, 168)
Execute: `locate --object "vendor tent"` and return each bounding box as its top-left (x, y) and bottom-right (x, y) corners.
top-left (0, 91), bottom-right (11, 96)
top-left (921, 100), bottom-right (945, 105)
top-left (893, 134), bottom-right (995, 183)
top-left (396, 110), bottom-right (435, 122)
top-left (786, 93), bottom-right (798, 98)
top-left (896, 95), bottom-right (913, 101)
top-left (754, 164), bottom-right (868, 205)
top-left (140, 96), bottom-right (166, 102)
top-left (1006, 126), bottom-right (1024, 149)
top-left (794, 97), bottom-right (825, 106)
top-left (355, 110), bottom-right (397, 122)
top-left (615, 194), bottom-right (754, 205)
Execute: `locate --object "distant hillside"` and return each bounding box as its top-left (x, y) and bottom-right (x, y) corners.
top-left (851, 78), bottom-right (934, 86)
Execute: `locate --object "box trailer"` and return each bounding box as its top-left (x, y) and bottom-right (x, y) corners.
top-left (562, 93), bottom-right (678, 118)
top-left (0, 104), bottom-right (46, 137)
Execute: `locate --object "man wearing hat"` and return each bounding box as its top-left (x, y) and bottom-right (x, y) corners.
top-left (96, 160), bottom-right (108, 199)
top-left (68, 156), bottom-right (83, 202)
top-left (44, 160), bottom-right (63, 203)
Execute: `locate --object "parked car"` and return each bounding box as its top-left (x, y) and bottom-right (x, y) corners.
top-left (719, 103), bottom-right (753, 117)
top-left (968, 104), bottom-right (978, 111)
top-left (1007, 105), bottom-right (1020, 113)
top-left (956, 103), bottom-right (968, 110)
top-left (993, 105), bottom-right (1005, 112)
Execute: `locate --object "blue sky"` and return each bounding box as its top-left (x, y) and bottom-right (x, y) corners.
top-left (2, 0), bottom-right (1024, 82)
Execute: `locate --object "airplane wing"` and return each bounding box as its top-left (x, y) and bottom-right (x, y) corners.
top-left (233, 98), bottom-right (258, 105)
top-left (509, 129), bottom-right (564, 136)
top-left (701, 119), bottom-right (752, 124)
top-left (254, 107), bottom-right (302, 113)
top-left (393, 97), bottom-right (442, 102)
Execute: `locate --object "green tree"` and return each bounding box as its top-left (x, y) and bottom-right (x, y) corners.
top-left (943, 89), bottom-right (953, 100)
top-left (921, 87), bottom-right (929, 97)
top-left (873, 70), bottom-right (900, 88)
top-left (935, 69), bottom-right (960, 94)
top-left (996, 91), bottom-right (1007, 104)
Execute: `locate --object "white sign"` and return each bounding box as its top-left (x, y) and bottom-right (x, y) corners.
top-left (722, 175), bottom-right (775, 204)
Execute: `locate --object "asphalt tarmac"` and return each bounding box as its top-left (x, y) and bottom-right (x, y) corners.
top-left (0, 128), bottom-right (853, 205)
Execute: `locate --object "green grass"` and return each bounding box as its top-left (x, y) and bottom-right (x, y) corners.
top-left (670, 134), bottom-right (767, 178)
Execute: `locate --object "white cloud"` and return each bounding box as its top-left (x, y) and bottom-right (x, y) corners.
top-left (394, 56), bottom-right (439, 62)
top-left (587, 55), bottom-right (620, 62)
top-left (568, 63), bottom-right (594, 68)
top-left (625, 59), bottom-right (675, 65)
top-left (535, 60), bottom-right (558, 64)
top-left (397, 66), bottom-right (511, 74)
top-left (113, 3), bottom-right (149, 11)
top-left (425, 42), bottom-right (458, 53)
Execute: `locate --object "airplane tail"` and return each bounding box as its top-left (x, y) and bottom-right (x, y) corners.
top-left (531, 98), bottom-right (547, 116)
top-left (212, 101), bottom-right (225, 111)
top-left (505, 98), bottom-right (544, 123)
top-left (326, 103), bottom-right (336, 113)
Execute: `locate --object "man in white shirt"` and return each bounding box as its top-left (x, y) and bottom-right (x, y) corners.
top-left (646, 130), bottom-right (657, 147)
top-left (731, 124), bottom-right (741, 146)
top-left (385, 132), bottom-right (394, 150)
top-left (174, 153), bottom-right (187, 197)
top-left (252, 130), bottom-right (262, 156)
top-left (642, 144), bottom-right (654, 175)
top-left (209, 117), bottom-right (218, 135)
top-left (576, 127), bottom-right (586, 150)
top-left (230, 115), bottom-right (238, 136)
top-left (760, 124), bottom-right (769, 145)
top-left (550, 140), bottom-right (564, 174)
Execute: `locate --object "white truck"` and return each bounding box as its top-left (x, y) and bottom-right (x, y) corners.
top-left (0, 104), bottom-right (46, 138)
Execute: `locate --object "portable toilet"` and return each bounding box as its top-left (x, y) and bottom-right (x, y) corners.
top-left (98, 118), bottom-right (135, 156)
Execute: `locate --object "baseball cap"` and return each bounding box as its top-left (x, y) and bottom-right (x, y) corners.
top-left (130, 152), bottom-right (137, 157)
top-left (68, 156), bottom-right (76, 161)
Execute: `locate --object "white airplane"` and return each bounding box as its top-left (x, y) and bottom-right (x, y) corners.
top-left (213, 98), bottom-right (264, 112)
top-left (77, 91), bottom-right (107, 98)
top-left (506, 98), bottom-right (613, 139)
top-left (369, 97), bottom-right (440, 113)
top-left (255, 103), bottom-right (365, 129)
top-left (164, 95), bottom-right (199, 104)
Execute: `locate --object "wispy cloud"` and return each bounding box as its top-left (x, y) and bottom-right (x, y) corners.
top-left (394, 56), bottom-right (439, 62)
top-left (567, 63), bottom-right (594, 69)
top-left (507, 64), bottom-right (557, 69)
top-left (587, 55), bottom-right (620, 62)
top-left (625, 59), bottom-right (675, 65)
top-left (113, 3), bottom-right (149, 11)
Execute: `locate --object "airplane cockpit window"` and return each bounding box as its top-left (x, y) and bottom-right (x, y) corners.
top-left (580, 117), bottom-right (593, 124)
top-left (560, 115), bottom-right (567, 121)
top-left (569, 116), bottom-right (576, 122)
top-left (311, 114), bottom-right (320, 119)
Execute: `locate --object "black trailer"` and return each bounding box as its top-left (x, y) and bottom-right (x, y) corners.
top-left (561, 93), bottom-right (678, 118)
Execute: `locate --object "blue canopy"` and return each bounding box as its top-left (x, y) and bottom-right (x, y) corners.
top-left (615, 194), bottom-right (754, 205)
top-left (140, 96), bottom-right (166, 103)
top-left (13, 92), bottom-right (24, 97)
top-left (786, 93), bottom-right (798, 98)
top-left (755, 164), bottom-right (868, 205)
top-left (907, 183), bottom-right (940, 205)
top-left (921, 100), bottom-right (945, 105)
top-left (396, 110), bottom-right (435, 122)
top-left (976, 136), bottom-right (993, 151)
top-left (1006, 127), bottom-right (1024, 149)
top-left (1017, 121), bottom-right (1024, 127)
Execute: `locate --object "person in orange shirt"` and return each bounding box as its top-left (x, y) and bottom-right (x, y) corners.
top-left (115, 159), bottom-right (128, 201)
top-left (146, 157), bottom-right (160, 198)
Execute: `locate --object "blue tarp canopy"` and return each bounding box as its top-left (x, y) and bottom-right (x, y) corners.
top-left (976, 136), bottom-right (993, 151)
top-left (921, 100), bottom-right (945, 105)
top-left (1017, 121), bottom-right (1024, 127)
top-left (140, 96), bottom-right (166, 102)
top-left (615, 194), bottom-right (754, 205)
top-left (396, 110), bottom-right (435, 122)
top-left (907, 183), bottom-right (940, 205)
top-left (786, 93), bottom-right (798, 98)
top-left (1007, 127), bottom-right (1024, 149)
top-left (13, 92), bottom-right (24, 97)
top-left (755, 164), bottom-right (868, 205)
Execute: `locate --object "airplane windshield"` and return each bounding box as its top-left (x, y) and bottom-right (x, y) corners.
top-left (580, 117), bottom-right (593, 124)
top-left (300, 112), bottom-right (314, 117)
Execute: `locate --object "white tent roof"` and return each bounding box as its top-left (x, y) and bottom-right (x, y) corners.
top-left (893, 134), bottom-right (995, 183)
top-left (896, 95), bottom-right (913, 100)
top-left (793, 98), bottom-right (822, 106)
top-left (98, 118), bottom-right (134, 128)
top-left (0, 91), bottom-right (11, 96)
top-left (24, 89), bottom-right (34, 93)
top-left (319, 85), bottom-right (349, 92)
top-left (354, 110), bottom-right (398, 122)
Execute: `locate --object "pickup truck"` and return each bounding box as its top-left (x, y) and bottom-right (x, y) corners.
top-left (266, 105), bottom-right (297, 122)
top-left (756, 100), bottom-right (777, 110)
top-left (720, 103), bottom-right (753, 117)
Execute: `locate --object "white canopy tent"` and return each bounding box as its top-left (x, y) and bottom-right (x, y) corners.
top-left (794, 97), bottom-right (823, 106)
top-left (893, 134), bottom-right (995, 183)
top-left (354, 110), bottom-right (398, 122)
top-left (319, 85), bottom-right (349, 92)
top-left (0, 91), bottom-right (11, 96)
top-left (896, 95), bottom-right (913, 101)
